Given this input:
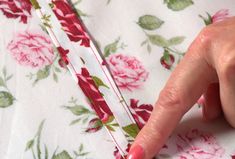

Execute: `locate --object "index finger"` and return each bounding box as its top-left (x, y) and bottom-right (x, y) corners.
top-left (127, 33), bottom-right (217, 159)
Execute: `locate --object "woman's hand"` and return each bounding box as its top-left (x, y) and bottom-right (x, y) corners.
top-left (127, 17), bottom-right (235, 159)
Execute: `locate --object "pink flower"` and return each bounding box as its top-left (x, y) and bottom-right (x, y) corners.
top-left (199, 9), bottom-right (230, 26)
top-left (212, 9), bottom-right (230, 23)
top-left (0, 0), bottom-right (32, 24)
top-left (76, 67), bottom-right (113, 122)
top-left (129, 99), bottom-right (153, 129)
top-left (51, 0), bottom-right (90, 47)
top-left (176, 129), bottom-right (225, 159)
top-left (106, 54), bottom-right (149, 91)
top-left (7, 31), bottom-right (54, 68)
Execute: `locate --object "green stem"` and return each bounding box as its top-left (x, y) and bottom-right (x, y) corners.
top-left (142, 29), bottom-right (149, 37)
top-left (31, 148), bottom-right (37, 159)
top-left (1, 78), bottom-right (10, 92)
top-left (88, 111), bottom-right (96, 115)
top-left (164, 47), bottom-right (185, 56)
top-left (52, 51), bottom-right (59, 66)
top-left (37, 136), bottom-right (41, 159)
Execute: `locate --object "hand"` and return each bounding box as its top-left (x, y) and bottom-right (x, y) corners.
top-left (127, 17), bottom-right (235, 159)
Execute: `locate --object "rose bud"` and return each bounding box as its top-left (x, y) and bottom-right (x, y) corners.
top-left (85, 118), bottom-right (103, 133)
top-left (160, 50), bottom-right (175, 70)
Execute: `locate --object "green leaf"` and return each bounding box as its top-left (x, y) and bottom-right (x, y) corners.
top-left (54, 67), bottom-right (61, 73)
top-left (140, 39), bottom-right (148, 46)
top-left (35, 66), bottom-right (50, 82)
top-left (104, 38), bottom-right (120, 57)
top-left (82, 117), bottom-right (89, 124)
top-left (111, 123), bottom-right (119, 127)
top-left (0, 77), bottom-right (5, 87)
top-left (25, 139), bottom-right (34, 151)
top-left (165, 0), bottom-right (193, 11)
top-left (105, 115), bottom-right (114, 124)
top-left (6, 74), bottom-right (13, 81)
top-left (44, 144), bottom-right (48, 159)
top-left (48, 3), bottom-right (54, 8)
top-left (79, 144), bottom-right (84, 152)
top-left (36, 120), bottom-right (45, 159)
top-left (91, 76), bottom-right (109, 89)
top-left (73, 151), bottom-right (79, 157)
top-left (65, 105), bottom-right (90, 116)
top-left (106, 125), bottom-right (115, 131)
top-left (2, 67), bottom-right (6, 77)
top-left (52, 151), bottom-right (73, 159)
top-left (0, 91), bottom-right (14, 108)
top-left (148, 34), bottom-right (169, 47)
top-left (37, 137), bottom-right (41, 159)
top-left (69, 118), bottom-right (81, 125)
top-left (78, 152), bottom-right (90, 156)
top-left (199, 12), bottom-right (212, 26)
top-left (35, 120), bottom-right (45, 138)
top-left (30, 0), bottom-right (41, 9)
top-left (167, 36), bottom-right (185, 46)
top-left (122, 124), bottom-right (140, 138)
top-left (137, 15), bottom-right (164, 30)
top-left (53, 73), bottom-right (58, 82)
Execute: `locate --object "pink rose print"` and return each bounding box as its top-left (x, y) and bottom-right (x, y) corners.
top-left (7, 31), bottom-right (54, 68)
top-left (76, 67), bottom-right (113, 122)
top-left (106, 54), bottom-right (149, 91)
top-left (199, 9), bottom-right (230, 26)
top-left (176, 129), bottom-right (225, 159)
top-left (211, 9), bottom-right (230, 23)
top-left (129, 99), bottom-right (153, 129)
top-left (51, 0), bottom-right (90, 47)
top-left (0, 0), bottom-right (32, 24)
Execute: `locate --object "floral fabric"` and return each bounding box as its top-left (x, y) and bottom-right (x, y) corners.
top-left (0, 0), bottom-right (235, 159)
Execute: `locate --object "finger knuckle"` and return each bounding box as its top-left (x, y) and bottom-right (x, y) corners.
top-left (197, 27), bottom-right (217, 46)
top-left (218, 51), bottom-right (235, 81)
top-left (157, 86), bottom-right (184, 114)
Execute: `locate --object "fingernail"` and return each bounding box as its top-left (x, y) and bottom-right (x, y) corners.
top-left (127, 145), bottom-right (144, 159)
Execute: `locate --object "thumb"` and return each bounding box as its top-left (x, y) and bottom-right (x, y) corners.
top-left (127, 42), bottom-right (217, 159)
